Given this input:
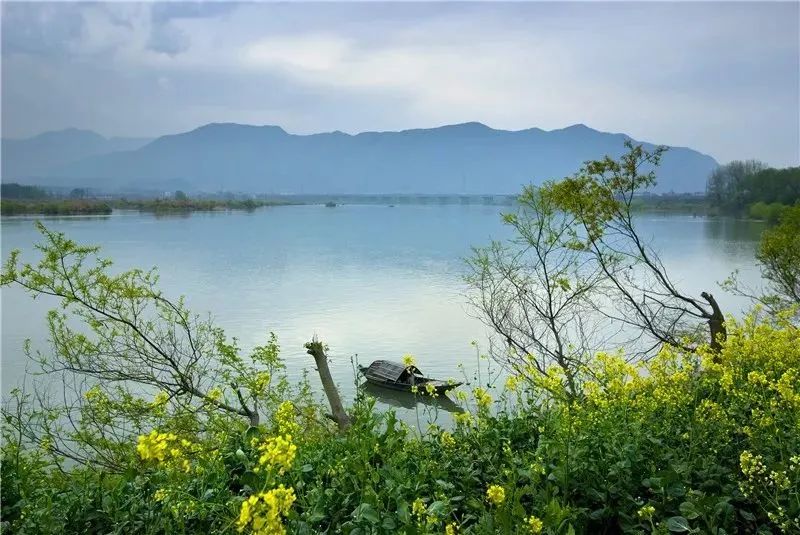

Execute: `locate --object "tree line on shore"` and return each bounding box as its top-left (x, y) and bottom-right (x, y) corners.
top-left (707, 161), bottom-right (800, 221)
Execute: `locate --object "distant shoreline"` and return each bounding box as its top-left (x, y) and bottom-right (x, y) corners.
top-left (0, 198), bottom-right (297, 216)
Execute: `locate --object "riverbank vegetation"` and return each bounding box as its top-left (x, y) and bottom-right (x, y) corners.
top-left (0, 184), bottom-right (292, 215)
top-left (2, 146), bottom-right (799, 534)
top-left (112, 197), bottom-right (292, 213)
top-left (0, 198), bottom-right (113, 216)
top-left (707, 163), bottom-right (800, 221)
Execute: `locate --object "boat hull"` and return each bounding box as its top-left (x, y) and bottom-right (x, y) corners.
top-left (361, 376), bottom-right (461, 395)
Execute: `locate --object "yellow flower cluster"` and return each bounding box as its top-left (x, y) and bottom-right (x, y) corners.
top-left (525, 515), bottom-right (543, 533)
top-left (637, 504), bottom-right (655, 519)
top-left (485, 484), bottom-right (505, 506)
top-left (445, 522), bottom-right (458, 535)
top-left (206, 387), bottom-right (223, 403)
top-left (412, 497), bottom-right (426, 517)
top-left (237, 485), bottom-right (296, 535)
top-left (152, 391), bottom-right (169, 407)
top-left (136, 430), bottom-right (193, 472)
top-left (254, 371), bottom-right (272, 393)
top-left (505, 375), bottom-right (520, 392)
top-left (453, 412), bottom-right (473, 427)
top-left (256, 434), bottom-right (297, 475)
top-left (473, 387), bottom-right (492, 409)
top-left (439, 431), bottom-right (456, 449)
top-left (402, 354), bottom-right (416, 367)
top-left (274, 401), bottom-right (300, 435)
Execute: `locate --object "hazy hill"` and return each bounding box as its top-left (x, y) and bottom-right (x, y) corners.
top-left (1, 129), bottom-right (152, 181)
top-left (3, 123), bottom-right (718, 194)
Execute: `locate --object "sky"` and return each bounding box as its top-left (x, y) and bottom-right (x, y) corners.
top-left (1, 1), bottom-right (798, 166)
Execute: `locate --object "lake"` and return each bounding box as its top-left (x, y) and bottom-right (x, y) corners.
top-left (0, 205), bottom-right (766, 424)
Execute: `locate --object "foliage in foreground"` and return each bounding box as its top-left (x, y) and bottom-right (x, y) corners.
top-left (3, 315), bottom-right (798, 534)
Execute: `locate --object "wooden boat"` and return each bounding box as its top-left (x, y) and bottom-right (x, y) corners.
top-left (358, 360), bottom-right (462, 395)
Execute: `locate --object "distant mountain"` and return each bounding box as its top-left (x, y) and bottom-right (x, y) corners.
top-left (2, 123), bottom-right (718, 193)
top-left (1, 129), bottom-right (152, 181)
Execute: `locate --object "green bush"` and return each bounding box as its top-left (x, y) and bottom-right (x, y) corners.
top-left (3, 313), bottom-right (798, 534)
top-left (749, 202), bottom-right (788, 223)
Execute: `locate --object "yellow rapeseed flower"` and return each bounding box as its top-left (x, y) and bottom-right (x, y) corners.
top-left (486, 484), bottom-right (505, 506)
top-left (637, 504), bottom-right (655, 519)
top-left (505, 375), bottom-right (520, 392)
top-left (525, 515), bottom-right (543, 533)
top-left (453, 413), bottom-right (473, 427)
top-left (403, 354), bottom-right (416, 367)
top-left (274, 400), bottom-right (300, 435)
top-left (440, 431), bottom-right (456, 448)
top-left (256, 434), bottom-right (297, 475)
top-left (237, 485), bottom-right (296, 535)
top-left (412, 497), bottom-right (426, 517)
top-left (473, 387), bottom-right (492, 409)
top-left (152, 391), bottom-right (169, 407)
top-left (424, 383), bottom-right (439, 397)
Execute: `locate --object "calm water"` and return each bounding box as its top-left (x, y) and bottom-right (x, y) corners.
top-left (0, 205), bottom-right (765, 423)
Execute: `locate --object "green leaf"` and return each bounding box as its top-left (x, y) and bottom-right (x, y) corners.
top-left (396, 500), bottom-right (410, 524)
top-left (666, 516), bottom-right (691, 532)
top-left (427, 501), bottom-right (447, 515)
top-left (679, 502), bottom-right (699, 520)
top-left (354, 503), bottom-right (379, 524)
top-left (307, 509), bottom-right (327, 523)
top-left (667, 483), bottom-right (686, 498)
top-left (739, 509), bottom-right (756, 522)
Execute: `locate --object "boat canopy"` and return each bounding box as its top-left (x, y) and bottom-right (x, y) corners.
top-left (364, 360), bottom-right (421, 383)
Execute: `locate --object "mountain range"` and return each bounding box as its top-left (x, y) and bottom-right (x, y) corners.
top-left (1, 123), bottom-right (718, 194)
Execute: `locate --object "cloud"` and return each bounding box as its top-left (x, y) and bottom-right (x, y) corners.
top-left (2, 2), bottom-right (798, 166)
top-left (147, 21), bottom-right (190, 55)
top-left (0, 2), bottom-right (84, 57)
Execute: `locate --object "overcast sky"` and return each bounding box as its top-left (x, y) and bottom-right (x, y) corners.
top-left (2, 2), bottom-right (798, 166)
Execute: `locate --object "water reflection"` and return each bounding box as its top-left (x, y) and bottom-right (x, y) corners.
top-left (360, 382), bottom-right (464, 414)
top-left (703, 217), bottom-right (765, 243)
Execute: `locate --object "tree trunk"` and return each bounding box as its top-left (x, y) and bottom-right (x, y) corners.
top-left (701, 291), bottom-right (726, 354)
top-left (305, 338), bottom-right (351, 431)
